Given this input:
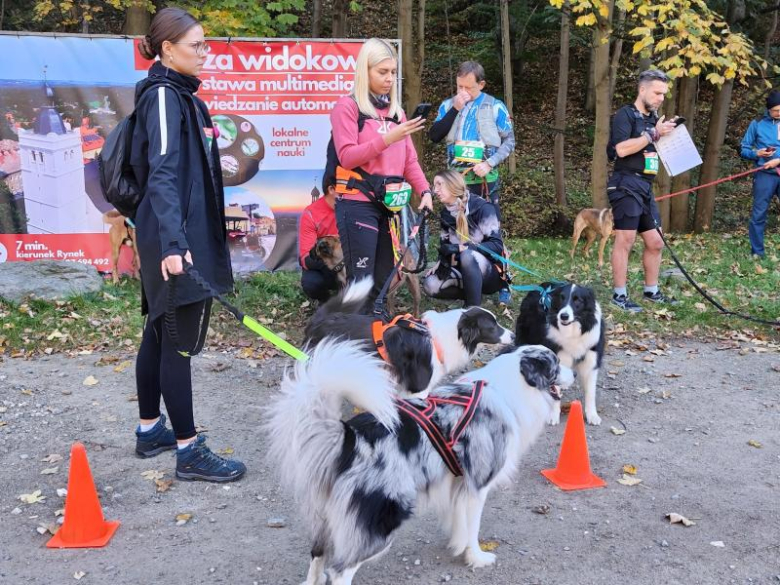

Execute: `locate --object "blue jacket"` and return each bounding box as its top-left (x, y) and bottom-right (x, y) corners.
top-left (740, 112), bottom-right (780, 169)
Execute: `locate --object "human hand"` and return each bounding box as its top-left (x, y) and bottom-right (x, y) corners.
top-left (383, 117), bottom-right (426, 146)
top-left (472, 162), bottom-right (493, 178)
top-left (161, 251), bottom-right (192, 281)
top-left (763, 157), bottom-right (780, 170)
top-left (453, 90), bottom-right (471, 111)
top-left (418, 191), bottom-right (433, 212)
top-left (757, 147), bottom-right (776, 158)
top-left (655, 115), bottom-right (677, 138)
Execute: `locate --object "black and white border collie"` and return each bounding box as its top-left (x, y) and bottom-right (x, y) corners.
top-left (266, 339), bottom-right (573, 585)
top-left (304, 278), bottom-right (514, 396)
top-left (514, 283), bottom-right (605, 425)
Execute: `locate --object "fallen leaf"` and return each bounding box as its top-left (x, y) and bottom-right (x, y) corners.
top-left (141, 470), bottom-right (165, 481)
top-left (637, 387), bottom-right (652, 394)
top-left (82, 375), bottom-right (99, 386)
top-left (56, 488), bottom-right (68, 498)
top-left (41, 454), bottom-right (63, 463)
top-left (642, 356), bottom-right (655, 363)
top-left (666, 513), bottom-right (695, 527)
top-left (217, 447), bottom-right (234, 455)
top-left (21, 389), bottom-right (33, 396)
top-left (113, 360), bottom-right (132, 373)
top-left (747, 439), bottom-right (762, 449)
top-left (37, 523), bottom-right (59, 535)
top-left (610, 427), bottom-right (626, 436)
top-left (531, 504), bottom-right (550, 515)
top-left (175, 513), bottom-right (192, 526)
top-left (19, 490), bottom-right (46, 504)
top-left (694, 302), bottom-right (707, 312)
top-left (622, 464), bottom-right (638, 475)
top-left (610, 360), bottom-right (625, 367)
top-left (209, 362), bottom-right (231, 373)
top-left (661, 391), bottom-right (672, 400)
top-left (40, 467), bottom-right (59, 475)
top-left (617, 474), bottom-right (642, 487)
top-left (74, 571), bottom-right (86, 580)
top-left (755, 264), bottom-right (768, 275)
top-left (479, 540), bottom-right (500, 551)
top-left (155, 479), bottom-right (173, 493)
top-left (47, 329), bottom-right (65, 341)
top-left (710, 541), bottom-right (725, 548)
top-left (664, 373), bottom-right (682, 379)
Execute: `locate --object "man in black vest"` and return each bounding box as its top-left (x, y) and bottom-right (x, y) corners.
top-left (608, 69), bottom-right (679, 312)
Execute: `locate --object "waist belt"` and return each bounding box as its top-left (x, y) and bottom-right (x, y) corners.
top-left (393, 380), bottom-right (485, 476)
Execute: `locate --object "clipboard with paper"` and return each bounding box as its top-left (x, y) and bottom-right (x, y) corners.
top-left (654, 124), bottom-right (703, 177)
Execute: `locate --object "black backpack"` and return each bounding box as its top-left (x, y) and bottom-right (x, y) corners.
top-left (98, 81), bottom-right (177, 218)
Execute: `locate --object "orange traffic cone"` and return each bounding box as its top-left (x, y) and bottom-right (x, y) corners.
top-left (47, 442), bottom-right (120, 548)
top-left (541, 400), bottom-right (606, 491)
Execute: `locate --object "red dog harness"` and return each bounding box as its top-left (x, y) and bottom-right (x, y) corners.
top-left (393, 380), bottom-right (485, 476)
top-left (372, 314), bottom-right (444, 365)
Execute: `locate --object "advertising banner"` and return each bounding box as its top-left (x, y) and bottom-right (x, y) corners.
top-left (0, 33), bottom-right (375, 274)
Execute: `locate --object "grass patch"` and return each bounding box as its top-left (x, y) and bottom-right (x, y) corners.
top-left (1, 232), bottom-right (778, 357)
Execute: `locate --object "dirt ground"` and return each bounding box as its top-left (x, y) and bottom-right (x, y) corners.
top-left (1, 336), bottom-right (779, 585)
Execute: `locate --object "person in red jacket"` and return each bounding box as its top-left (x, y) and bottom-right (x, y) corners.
top-left (298, 172), bottom-right (341, 302)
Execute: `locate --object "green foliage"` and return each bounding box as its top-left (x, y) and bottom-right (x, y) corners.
top-left (177, 0), bottom-right (306, 37)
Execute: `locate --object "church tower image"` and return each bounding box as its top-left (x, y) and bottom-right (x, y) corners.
top-left (18, 106), bottom-right (104, 234)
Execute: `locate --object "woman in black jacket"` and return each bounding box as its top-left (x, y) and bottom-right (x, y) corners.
top-left (422, 169), bottom-right (506, 307)
top-left (130, 8), bottom-right (244, 482)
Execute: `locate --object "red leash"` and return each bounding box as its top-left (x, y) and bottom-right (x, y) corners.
top-left (654, 167), bottom-right (763, 203)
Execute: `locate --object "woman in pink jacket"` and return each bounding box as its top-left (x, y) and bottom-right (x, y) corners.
top-left (331, 38), bottom-right (432, 314)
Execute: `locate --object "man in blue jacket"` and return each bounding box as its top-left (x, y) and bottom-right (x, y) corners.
top-left (740, 89), bottom-right (780, 259)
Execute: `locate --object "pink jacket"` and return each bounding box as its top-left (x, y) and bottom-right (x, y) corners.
top-left (330, 96), bottom-right (430, 200)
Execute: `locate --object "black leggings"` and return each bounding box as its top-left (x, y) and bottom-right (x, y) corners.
top-left (423, 249), bottom-right (504, 307)
top-left (335, 198), bottom-right (395, 312)
top-left (135, 300), bottom-right (211, 440)
top-left (301, 267), bottom-right (340, 302)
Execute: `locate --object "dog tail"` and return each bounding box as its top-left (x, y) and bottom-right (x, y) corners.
top-left (265, 337), bottom-right (399, 497)
top-left (321, 276), bottom-right (374, 315)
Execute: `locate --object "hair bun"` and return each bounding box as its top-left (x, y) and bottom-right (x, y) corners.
top-left (138, 35), bottom-right (157, 60)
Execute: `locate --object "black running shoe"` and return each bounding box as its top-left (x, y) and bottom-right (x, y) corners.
top-left (643, 290), bottom-right (679, 305)
top-left (176, 435), bottom-right (246, 482)
top-left (611, 294), bottom-right (643, 313)
top-left (135, 414), bottom-right (177, 458)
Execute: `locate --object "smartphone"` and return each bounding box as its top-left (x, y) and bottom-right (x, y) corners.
top-left (766, 147), bottom-right (777, 155)
top-left (673, 116), bottom-right (687, 127)
top-left (410, 103), bottom-right (432, 120)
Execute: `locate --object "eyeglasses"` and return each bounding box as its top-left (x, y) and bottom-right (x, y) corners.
top-left (638, 69), bottom-right (669, 83)
top-left (173, 41), bottom-right (210, 56)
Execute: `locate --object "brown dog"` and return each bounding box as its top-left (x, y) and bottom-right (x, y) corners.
top-left (570, 207), bottom-right (614, 267)
top-left (387, 245), bottom-right (422, 317)
top-left (102, 210), bottom-right (140, 284)
top-left (312, 236), bottom-right (347, 289)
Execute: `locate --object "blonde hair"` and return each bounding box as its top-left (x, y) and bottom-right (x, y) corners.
top-left (435, 169), bottom-right (470, 242)
top-left (352, 38), bottom-right (403, 120)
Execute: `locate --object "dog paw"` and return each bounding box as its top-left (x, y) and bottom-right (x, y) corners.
top-left (585, 411), bottom-right (602, 426)
top-left (300, 574), bottom-right (326, 585)
top-left (465, 549), bottom-right (497, 569)
top-left (546, 411), bottom-right (561, 425)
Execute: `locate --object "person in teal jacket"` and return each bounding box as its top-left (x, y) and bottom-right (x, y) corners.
top-left (740, 89), bottom-right (780, 259)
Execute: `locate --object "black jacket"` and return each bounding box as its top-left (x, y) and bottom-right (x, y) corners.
top-left (438, 194), bottom-right (504, 262)
top-left (130, 62), bottom-right (233, 320)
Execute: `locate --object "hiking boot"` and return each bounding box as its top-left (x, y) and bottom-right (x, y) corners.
top-left (135, 414), bottom-right (177, 458)
top-left (643, 290), bottom-right (679, 305)
top-left (498, 287), bottom-right (512, 305)
top-left (176, 435), bottom-right (246, 482)
top-left (611, 294), bottom-right (643, 313)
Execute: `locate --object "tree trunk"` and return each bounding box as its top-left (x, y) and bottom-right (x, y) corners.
top-left (655, 77), bottom-right (676, 230)
top-left (693, 80), bottom-right (733, 233)
top-left (398, 0), bottom-right (425, 158)
top-left (554, 2), bottom-right (571, 217)
top-left (590, 0), bottom-right (614, 208)
top-left (0, 0), bottom-right (6, 31)
top-left (500, 0), bottom-right (517, 174)
top-left (765, 7), bottom-right (778, 61)
top-left (669, 74), bottom-right (699, 232)
top-left (332, 0), bottom-right (348, 37)
top-left (584, 37), bottom-right (596, 113)
top-left (608, 9), bottom-right (624, 106)
top-left (312, 0), bottom-right (323, 37)
top-left (122, 1), bottom-right (150, 35)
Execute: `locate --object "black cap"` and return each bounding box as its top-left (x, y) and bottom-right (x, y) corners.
top-left (767, 89), bottom-right (780, 110)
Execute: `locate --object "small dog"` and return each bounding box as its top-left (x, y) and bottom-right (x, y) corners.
top-left (312, 236), bottom-right (347, 289)
top-left (102, 210), bottom-right (140, 284)
top-left (570, 208), bottom-right (614, 267)
top-left (514, 283), bottom-right (605, 425)
top-left (266, 339), bottom-right (573, 585)
top-left (305, 278), bottom-right (514, 396)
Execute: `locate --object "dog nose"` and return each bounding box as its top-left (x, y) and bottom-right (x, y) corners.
top-left (560, 312), bottom-right (572, 322)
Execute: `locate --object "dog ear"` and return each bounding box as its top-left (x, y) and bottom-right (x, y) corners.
top-left (520, 350), bottom-right (558, 389)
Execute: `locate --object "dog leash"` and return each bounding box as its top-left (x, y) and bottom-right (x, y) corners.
top-left (373, 208), bottom-right (430, 319)
top-left (166, 261), bottom-right (310, 361)
top-left (653, 167), bottom-right (763, 203)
